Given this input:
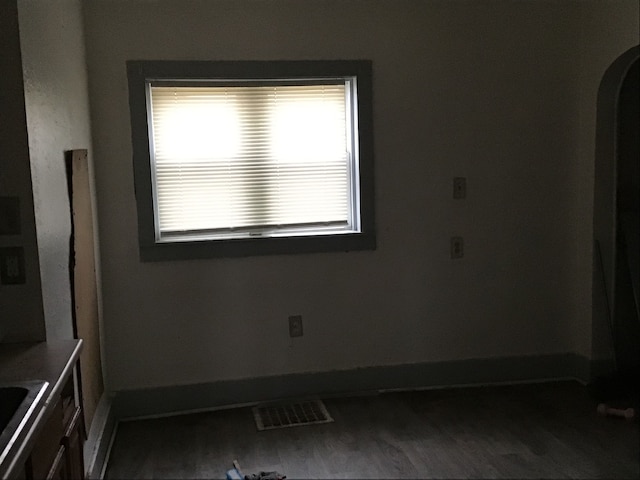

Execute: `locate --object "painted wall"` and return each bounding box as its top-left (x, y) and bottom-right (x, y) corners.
top-left (0, 0), bottom-right (45, 342)
top-left (17, 0), bottom-right (97, 341)
top-left (83, 0), bottom-right (637, 393)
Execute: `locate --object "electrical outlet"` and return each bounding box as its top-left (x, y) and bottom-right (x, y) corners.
top-left (0, 246), bottom-right (26, 284)
top-left (288, 315), bottom-right (303, 337)
top-left (450, 237), bottom-right (464, 259)
top-left (453, 177), bottom-right (466, 199)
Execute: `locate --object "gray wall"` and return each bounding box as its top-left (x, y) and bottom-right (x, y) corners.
top-left (17, 0), bottom-right (98, 341)
top-left (0, 0), bottom-right (45, 342)
top-left (82, 0), bottom-right (639, 392)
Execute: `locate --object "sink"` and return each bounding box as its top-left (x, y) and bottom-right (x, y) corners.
top-left (0, 388), bottom-right (28, 433)
top-left (0, 381), bottom-right (48, 465)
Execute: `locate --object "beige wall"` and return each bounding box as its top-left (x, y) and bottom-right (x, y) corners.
top-left (0, 0), bottom-right (45, 342)
top-left (18, 0), bottom-right (98, 341)
top-left (15, 0), bottom-right (105, 436)
top-left (82, 0), bottom-right (638, 392)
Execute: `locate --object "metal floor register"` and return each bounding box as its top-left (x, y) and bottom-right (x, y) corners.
top-left (252, 399), bottom-right (334, 431)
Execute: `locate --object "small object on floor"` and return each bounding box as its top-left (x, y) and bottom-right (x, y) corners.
top-left (226, 460), bottom-right (244, 480)
top-left (597, 403), bottom-right (635, 420)
top-left (244, 471), bottom-right (286, 480)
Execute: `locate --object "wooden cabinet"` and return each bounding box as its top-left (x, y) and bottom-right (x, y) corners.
top-left (62, 407), bottom-right (84, 480)
top-left (45, 447), bottom-right (67, 480)
top-left (25, 400), bottom-right (63, 479)
top-left (23, 370), bottom-right (84, 480)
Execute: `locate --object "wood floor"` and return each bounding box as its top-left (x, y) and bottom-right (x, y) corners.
top-left (104, 381), bottom-right (639, 479)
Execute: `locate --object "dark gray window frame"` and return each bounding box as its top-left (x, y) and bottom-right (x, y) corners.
top-left (127, 60), bottom-right (375, 261)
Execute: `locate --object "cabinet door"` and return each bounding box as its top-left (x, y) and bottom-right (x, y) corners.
top-left (45, 446), bottom-right (67, 480)
top-left (15, 464), bottom-right (28, 480)
top-left (27, 401), bottom-right (64, 480)
top-left (62, 406), bottom-right (85, 480)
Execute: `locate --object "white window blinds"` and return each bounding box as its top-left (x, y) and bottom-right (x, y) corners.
top-left (149, 81), bottom-right (355, 241)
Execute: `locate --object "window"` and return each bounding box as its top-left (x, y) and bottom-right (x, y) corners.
top-left (127, 61), bottom-right (375, 261)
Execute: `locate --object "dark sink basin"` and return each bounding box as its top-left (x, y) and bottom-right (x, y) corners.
top-left (0, 381), bottom-right (48, 465)
top-left (0, 388), bottom-right (28, 433)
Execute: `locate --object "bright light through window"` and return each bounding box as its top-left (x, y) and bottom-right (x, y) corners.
top-left (271, 98), bottom-right (347, 163)
top-left (148, 81), bottom-right (357, 241)
top-left (127, 60), bottom-right (375, 260)
top-left (152, 96), bottom-right (241, 161)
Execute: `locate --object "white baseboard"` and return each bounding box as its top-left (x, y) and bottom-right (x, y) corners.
top-left (84, 393), bottom-right (116, 479)
top-left (112, 353), bottom-right (592, 420)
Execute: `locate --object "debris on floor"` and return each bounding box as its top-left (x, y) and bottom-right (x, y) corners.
top-left (244, 472), bottom-right (286, 480)
top-left (227, 460), bottom-right (286, 480)
top-left (226, 460), bottom-right (243, 480)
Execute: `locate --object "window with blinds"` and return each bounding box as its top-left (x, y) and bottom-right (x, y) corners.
top-left (148, 80), bottom-right (358, 241)
top-left (127, 60), bottom-right (374, 260)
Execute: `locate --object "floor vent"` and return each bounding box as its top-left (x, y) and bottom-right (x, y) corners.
top-left (253, 399), bottom-right (333, 431)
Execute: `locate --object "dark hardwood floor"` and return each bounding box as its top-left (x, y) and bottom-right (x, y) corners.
top-left (104, 381), bottom-right (639, 479)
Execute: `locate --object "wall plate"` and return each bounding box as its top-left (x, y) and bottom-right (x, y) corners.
top-left (0, 246), bottom-right (26, 284)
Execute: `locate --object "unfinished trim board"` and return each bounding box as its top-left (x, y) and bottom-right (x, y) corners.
top-left (66, 148), bottom-right (104, 433)
top-left (253, 400), bottom-right (333, 431)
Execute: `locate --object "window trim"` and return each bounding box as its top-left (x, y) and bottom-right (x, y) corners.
top-left (127, 60), bottom-right (375, 261)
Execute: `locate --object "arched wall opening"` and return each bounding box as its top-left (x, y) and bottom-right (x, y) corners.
top-left (592, 45), bottom-right (639, 379)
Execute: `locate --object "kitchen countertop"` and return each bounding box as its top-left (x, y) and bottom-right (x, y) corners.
top-left (0, 339), bottom-right (83, 480)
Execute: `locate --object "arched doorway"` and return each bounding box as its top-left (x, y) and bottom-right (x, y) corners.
top-left (592, 46), bottom-right (639, 383)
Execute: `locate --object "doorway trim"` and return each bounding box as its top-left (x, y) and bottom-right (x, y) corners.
top-left (592, 45), bottom-right (639, 378)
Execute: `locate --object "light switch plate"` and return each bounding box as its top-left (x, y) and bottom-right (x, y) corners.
top-left (450, 237), bottom-right (464, 259)
top-left (0, 247), bottom-right (26, 284)
top-left (453, 177), bottom-right (466, 199)
top-left (288, 315), bottom-right (303, 337)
